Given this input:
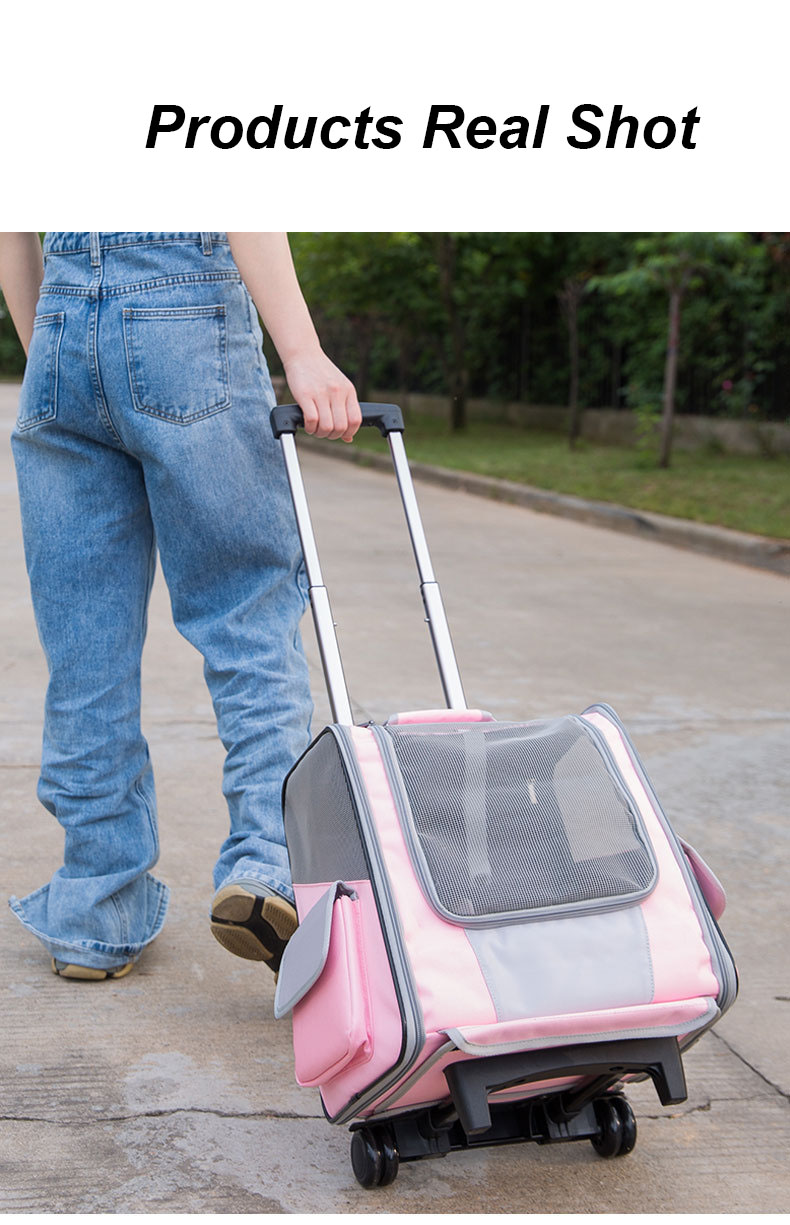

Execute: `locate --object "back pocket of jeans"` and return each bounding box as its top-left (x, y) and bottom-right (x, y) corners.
top-left (123, 304), bottom-right (230, 424)
top-left (17, 312), bottom-right (64, 430)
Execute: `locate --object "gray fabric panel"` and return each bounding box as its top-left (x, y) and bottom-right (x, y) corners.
top-left (274, 881), bottom-right (353, 1018)
top-left (466, 905), bottom-right (654, 1021)
top-left (283, 731), bottom-right (369, 884)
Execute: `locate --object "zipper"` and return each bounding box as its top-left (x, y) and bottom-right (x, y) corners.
top-left (582, 704), bottom-right (738, 1016)
top-left (367, 1039), bottom-right (458, 1119)
top-left (374, 721), bottom-right (658, 928)
top-left (329, 726), bottom-right (425, 1125)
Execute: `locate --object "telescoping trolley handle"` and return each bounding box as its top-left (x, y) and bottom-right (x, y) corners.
top-left (271, 403), bottom-right (467, 724)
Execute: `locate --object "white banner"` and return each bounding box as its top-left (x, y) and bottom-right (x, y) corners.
top-left (1, 0), bottom-right (785, 228)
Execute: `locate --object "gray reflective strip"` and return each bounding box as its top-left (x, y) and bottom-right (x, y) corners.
top-left (273, 882), bottom-right (355, 1019)
top-left (466, 905), bottom-right (654, 1022)
top-left (444, 999), bottom-right (720, 1056)
top-left (463, 722), bottom-right (492, 882)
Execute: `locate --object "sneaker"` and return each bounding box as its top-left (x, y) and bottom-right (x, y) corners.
top-left (52, 958), bottom-right (135, 981)
top-left (210, 880), bottom-right (297, 973)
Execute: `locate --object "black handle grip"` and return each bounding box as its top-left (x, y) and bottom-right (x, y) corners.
top-left (270, 402), bottom-right (404, 439)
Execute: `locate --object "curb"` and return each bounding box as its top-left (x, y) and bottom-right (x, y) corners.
top-left (306, 439), bottom-right (790, 577)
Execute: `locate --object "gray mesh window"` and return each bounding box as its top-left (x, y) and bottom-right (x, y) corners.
top-left (382, 717), bottom-right (656, 923)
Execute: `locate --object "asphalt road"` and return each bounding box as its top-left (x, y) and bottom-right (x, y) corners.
top-left (1, 383), bottom-right (788, 1212)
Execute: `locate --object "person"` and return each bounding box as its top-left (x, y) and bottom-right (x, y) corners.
top-left (0, 231), bottom-right (361, 980)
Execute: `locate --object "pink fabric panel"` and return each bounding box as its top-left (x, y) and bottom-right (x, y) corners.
top-left (679, 837), bottom-right (727, 920)
top-left (454, 996), bottom-right (712, 1050)
top-left (292, 880), bottom-right (405, 1118)
top-left (387, 708), bottom-right (494, 724)
top-left (350, 726), bottom-right (498, 1034)
top-left (584, 713), bottom-right (718, 1004)
top-left (292, 894), bottom-right (370, 1086)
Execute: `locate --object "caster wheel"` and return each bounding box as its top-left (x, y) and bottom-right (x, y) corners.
top-left (378, 1128), bottom-right (400, 1186)
top-left (350, 1126), bottom-right (399, 1188)
top-left (590, 1096), bottom-right (624, 1158)
top-left (611, 1095), bottom-right (637, 1156)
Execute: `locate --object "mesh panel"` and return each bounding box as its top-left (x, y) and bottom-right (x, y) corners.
top-left (284, 731), bottom-right (369, 885)
top-left (384, 717), bottom-right (655, 920)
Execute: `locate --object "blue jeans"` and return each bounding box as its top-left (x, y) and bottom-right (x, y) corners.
top-left (9, 232), bottom-right (312, 969)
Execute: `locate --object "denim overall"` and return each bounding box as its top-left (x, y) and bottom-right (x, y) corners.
top-left (9, 233), bottom-right (312, 970)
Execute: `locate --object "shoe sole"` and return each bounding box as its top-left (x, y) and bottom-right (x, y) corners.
top-left (52, 959), bottom-right (135, 981)
top-left (210, 885), bottom-right (297, 970)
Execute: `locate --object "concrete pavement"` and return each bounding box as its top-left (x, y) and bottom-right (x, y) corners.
top-left (1, 383), bottom-right (788, 1212)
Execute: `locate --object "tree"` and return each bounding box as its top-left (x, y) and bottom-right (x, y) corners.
top-left (557, 274), bottom-right (584, 446)
top-left (433, 233), bottom-right (468, 429)
top-left (593, 234), bottom-right (748, 467)
top-left (418, 232), bottom-right (536, 430)
top-left (557, 234), bottom-right (631, 448)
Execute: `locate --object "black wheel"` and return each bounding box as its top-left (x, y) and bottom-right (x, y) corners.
top-left (350, 1126), bottom-right (399, 1188)
top-left (611, 1095), bottom-right (637, 1156)
top-left (590, 1096), bottom-right (624, 1158)
top-left (378, 1127), bottom-right (400, 1186)
top-left (351, 1128), bottom-right (383, 1188)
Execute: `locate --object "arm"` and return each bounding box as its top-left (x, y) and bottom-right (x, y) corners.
top-left (227, 232), bottom-right (362, 442)
top-left (0, 233), bottom-right (44, 356)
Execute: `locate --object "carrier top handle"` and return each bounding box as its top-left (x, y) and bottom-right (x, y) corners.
top-left (271, 403), bottom-right (467, 717)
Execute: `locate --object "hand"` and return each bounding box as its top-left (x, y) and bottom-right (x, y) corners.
top-left (225, 235), bottom-right (363, 442)
top-left (283, 349), bottom-right (362, 443)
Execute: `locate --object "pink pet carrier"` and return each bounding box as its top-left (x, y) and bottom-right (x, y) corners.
top-left (270, 404), bottom-right (737, 1188)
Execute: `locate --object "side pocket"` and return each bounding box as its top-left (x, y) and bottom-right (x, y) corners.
top-left (17, 312), bottom-right (64, 430)
top-left (275, 882), bottom-right (372, 1087)
top-left (123, 304), bottom-right (230, 424)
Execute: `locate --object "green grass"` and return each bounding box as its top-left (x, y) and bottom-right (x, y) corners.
top-left (349, 417), bottom-right (790, 540)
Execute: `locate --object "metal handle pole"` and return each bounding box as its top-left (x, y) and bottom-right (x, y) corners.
top-left (387, 432), bottom-right (467, 710)
top-left (280, 433), bottom-right (354, 726)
